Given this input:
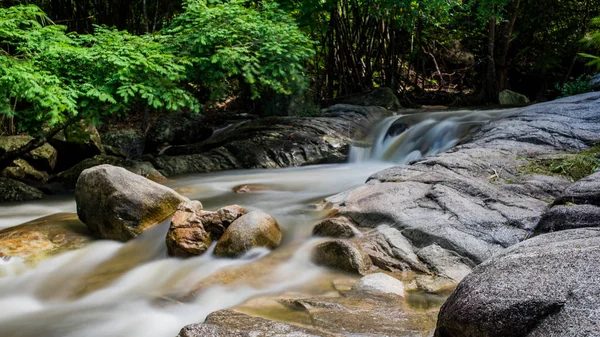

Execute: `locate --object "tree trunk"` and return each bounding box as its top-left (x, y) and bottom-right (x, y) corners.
top-left (485, 15), bottom-right (498, 103)
top-left (497, 0), bottom-right (521, 91)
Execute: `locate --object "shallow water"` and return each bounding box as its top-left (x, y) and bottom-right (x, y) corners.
top-left (0, 109), bottom-right (508, 337)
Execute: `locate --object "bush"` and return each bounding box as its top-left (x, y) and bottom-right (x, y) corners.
top-left (556, 75), bottom-right (593, 98)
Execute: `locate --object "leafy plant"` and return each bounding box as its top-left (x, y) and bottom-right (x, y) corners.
top-left (580, 16), bottom-right (600, 70)
top-left (519, 144), bottom-right (600, 182)
top-left (556, 75), bottom-right (593, 98)
top-left (162, 0), bottom-right (314, 101)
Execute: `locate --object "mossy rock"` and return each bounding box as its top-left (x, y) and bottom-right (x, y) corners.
top-left (2, 159), bottom-right (49, 182)
top-left (50, 121), bottom-right (103, 171)
top-left (499, 90), bottom-right (530, 106)
top-left (0, 135), bottom-right (57, 171)
top-left (0, 177), bottom-right (44, 203)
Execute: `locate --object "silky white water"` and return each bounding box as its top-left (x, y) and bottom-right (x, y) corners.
top-left (0, 109), bottom-right (507, 337)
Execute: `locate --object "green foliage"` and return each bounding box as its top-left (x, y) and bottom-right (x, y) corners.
top-left (580, 16), bottom-right (600, 70)
top-left (556, 75), bottom-right (593, 98)
top-left (163, 0), bottom-right (314, 100)
top-left (519, 145), bottom-right (600, 182)
top-left (0, 5), bottom-right (198, 134)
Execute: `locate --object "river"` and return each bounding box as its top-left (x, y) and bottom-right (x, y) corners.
top-left (0, 108), bottom-right (506, 337)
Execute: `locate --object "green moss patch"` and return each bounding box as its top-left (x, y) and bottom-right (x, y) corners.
top-left (518, 144), bottom-right (600, 182)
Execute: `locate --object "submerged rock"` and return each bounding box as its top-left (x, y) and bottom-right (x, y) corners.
top-left (435, 228), bottom-right (600, 337)
top-left (214, 211), bottom-right (281, 258)
top-left (312, 239), bottom-right (372, 274)
top-left (0, 177), bottom-right (43, 202)
top-left (0, 213), bottom-right (94, 264)
top-left (76, 164), bottom-right (186, 241)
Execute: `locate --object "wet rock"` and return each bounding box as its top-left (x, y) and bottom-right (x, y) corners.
top-left (312, 239), bottom-right (372, 274)
top-left (0, 135), bottom-right (57, 171)
top-left (499, 89), bottom-right (530, 105)
top-left (214, 211), bottom-right (282, 258)
top-left (312, 217), bottom-right (359, 238)
top-left (0, 213), bottom-right (94, 264)
top-left (167, 203), bottom-right (248, 258)
top-left (434, 228), bottom-right (600, 337)
top-left (350, 273), bottom-right (405, 297)
top-left (166, 200), bottom-right (211, 258)
top-left (2, 159), bottom-right (49, 183)
top-left (416, 245), bottom-right (473, 282)
top-left (0, 177), bottom-right (43, 202)
top-left (76, 164), bottom-right (186, 241)
top-left (233, 184), bottom-right (269, 194)
top-left (146, 112), bottom-right (212, 152)
top-left (50, 121), bottom-right (103, 171)
top-left (153, 105), bottom-right (390, 176)
top-left (101, 129), bottom-right (145, 159)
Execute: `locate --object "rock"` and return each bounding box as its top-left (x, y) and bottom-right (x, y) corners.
top-left (350, 273), bottom-right (405, 297)
top-left (153, 105), bottom-right (390, 176)
top-left (166, 203), bottom-right (248, 258)
top-left (0, 135), bottom-right (57, 171)
top-left (312, 217), bottom-right (359, 238)
top-left (101, 129), bottom-right (145, 159)
top-left (102, 145), bottom-right (127, 158)
top-left (591, 73), bottom-right (600, 90)
top-left (166, 200), bottom-right (211, 258)
top-left (50, 121), bottom-right (104, 171)
top-left (0, 213), bottom-right (94, 264)
top-left (233, 184), bottom-right (270, 194)
top-left (56, 155), bottom-right (165, 189)
top-left (214, 211), bottom-right (282, 258)
top-left (536, 204), bottom-right (600, 233)
top-left (2, 159), bottom-right (49, 182)
top-left (434, 228), bottom-right (600, 337)
top-left (416, 245), bottom-right (473, 282)
top-left (498, 89), bottom-right (530, 105)
top-left (178, 309), bottom-right (333, 337)
top-left (330, 87), bottom-right (402, 110)
top-left (312, 239), bottom-right (372, 274)
top-left (0, 177), bottom-right (43, 202)
top-left (146, 112), bottom-right (212, 152)
top-left (553, 170), bottom-right (600, 206)
top-left (75, 165), bottom-right (186, 241)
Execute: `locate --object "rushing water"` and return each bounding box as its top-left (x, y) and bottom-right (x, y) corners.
top-left (0, 109), bottom-right (507, 337)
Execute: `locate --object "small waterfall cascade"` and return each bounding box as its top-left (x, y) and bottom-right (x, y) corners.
top-left (349, 109), bottom-right (509, 164)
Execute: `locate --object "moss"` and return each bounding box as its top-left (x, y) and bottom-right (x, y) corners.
top-left (518, 144), bottom-right (600, 182)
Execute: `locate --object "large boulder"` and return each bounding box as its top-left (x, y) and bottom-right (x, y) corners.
top-left (75, 165), bottom-right (186, 241)
top-left (0, 135), bottom-right (57, 172)
top-left (50, 121), bottom-right (103, 171)
top-left (0, 177), bottom-right (43, 203)
top-left (499, 89), bottom-right (530, 105)
top-left (214, 211), bottom-right (282, 258)
top-left (146, 112), bottom-right (212, 152)
top-left (434, 228), bottom-right (600, 337)
top-left (101, 129), bottom-right (145, 159)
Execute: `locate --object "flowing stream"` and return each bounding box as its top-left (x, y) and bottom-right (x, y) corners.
top-left (0, 109), bottom-right (507, 337)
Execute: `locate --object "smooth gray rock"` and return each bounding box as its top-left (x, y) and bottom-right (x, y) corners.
top-left (554, 171), bottom-right (600, 206)
top-left (76, 165), bottom-right (186, 241)
top-left (434, 228), bottom-right (600, 337)
top-left (591, 73), bottom-right (600, 90)
top-left (536, 204), bottom-right (600, 234)
top-left (417, 245), bottom-right (473, 282)
top-left (350, 273), bottom-right (405, 297)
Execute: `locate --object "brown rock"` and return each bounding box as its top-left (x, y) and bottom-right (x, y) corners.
top-left (214, 211), bottom-right (282, 258)
top-left (312, 239), bottom-right (372, 274)
top-left (312, 217), bottom-right (359, 238)
top-left (166, 200), bottom-right (211, 258)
